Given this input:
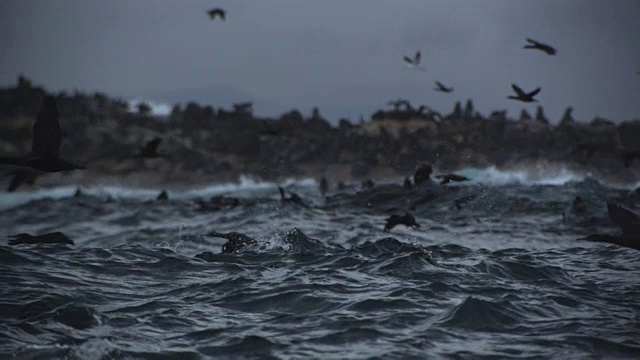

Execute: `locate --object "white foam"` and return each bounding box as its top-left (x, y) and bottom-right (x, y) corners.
top-left (0, 175), bottom-right (319, 211)
top-left (127, 99), bottom-right (172, 117)
top-left (0, 186), bottom-right (78, 211)
top-left (454, 165), bottom-right (585, 186)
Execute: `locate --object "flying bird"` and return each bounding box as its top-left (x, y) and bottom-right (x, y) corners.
top-left (207, 8), bottom-right (226, 20)
top-left (434, 81), bottom-right (454, 93)
top-left (507, 84), bottom-right (541, 103)
top-left (0, 95), bottom-right (84, 173)
top-left (523, 38), bottom-right (556, 55)
top-left (403, 51), bottom-right (424, 70)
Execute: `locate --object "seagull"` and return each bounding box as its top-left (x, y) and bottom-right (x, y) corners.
top-left (403, 51), bottom-right (424, 70)
top-left (523, 38), bottom-right (556, 55)
top-left (507, 84), bottom-right (541, 103)
top-left (207, 8), bottom-right (226, 20)
top-left (137, 137), bottom-right (163, 159)
top-left (434, 81), bottom-right (453, 93)
top-left (0, 95), bottom-right (85, 174)
top-left (384, 213), bottom-right (421, 232)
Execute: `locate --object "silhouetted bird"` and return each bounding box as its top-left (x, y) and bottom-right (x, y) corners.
top-left (621, 151), bottom-right (640, 168)
top-left (137, 137), bottom-right (163, 159)
top-left (279, 186), bottom-right (306, 206)
top-left (434, 81), bottom-right (453, 93)
top-left (7, 170), bottom-right (38, 192)
top-left (207, 8), bottom-right (225, 20)
top-left (384, 213), bottom-right (421, 232)
top-left (208, 231), bottom-right (257, 254)
top-left (507, 84), bottom-right (540, 103)
top-left (523, 38), bottom-right (556, 55)
top-left (0, 96), bottom-right (85, 173)
top-left (403, 51), bottom-right (424, 70)
top-left (435, 174), bottom-right (470, 185)
top-left (579, 203), bottom-right (640, 250)
top-left (8, 232), bottom-right (74, 246)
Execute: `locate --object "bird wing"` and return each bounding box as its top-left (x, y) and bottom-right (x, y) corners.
top-left (526, 38), bottom-right (539, 45)
top-left (527, 87), bottom-right (541, 97)
top-left (403, 56), bottom-right (413, 65)
top-left (511, 84), bottom-right (526, 97)
top-left (208, 9), bottom-right (225, 19)
top-left (31, 95), bottom-right (62, 159)
top-left (415, 51), bottom-right (421, 64)
top-left (543, 45), bottom-right (556, 55)
top-left (435, 81), bottom-right (445, 90)
top-left (608, 202), bottom-right (640, 236)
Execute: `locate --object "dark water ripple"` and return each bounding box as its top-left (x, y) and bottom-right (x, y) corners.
top-left (1, 178), bottom-right (640, 358)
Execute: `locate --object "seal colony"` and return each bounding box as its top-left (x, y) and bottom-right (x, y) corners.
top-left (3, 6), bottom-right (638, 256)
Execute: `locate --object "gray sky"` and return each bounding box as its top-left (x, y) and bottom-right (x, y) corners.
top-left (1, 0), bottom-right (639, 123)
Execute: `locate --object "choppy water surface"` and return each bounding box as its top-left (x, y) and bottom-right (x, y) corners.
top-left (2, 171), bottom-right (640, 359)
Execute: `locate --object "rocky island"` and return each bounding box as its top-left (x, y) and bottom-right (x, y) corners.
top-left (1, 76), bottom-right (639, 190)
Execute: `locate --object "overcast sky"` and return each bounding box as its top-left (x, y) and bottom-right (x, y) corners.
top-left (1, 0), bottom-right (639, 123)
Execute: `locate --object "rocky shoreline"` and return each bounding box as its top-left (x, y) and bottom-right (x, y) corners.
top-left (1, 76), bottom-right (639, 190)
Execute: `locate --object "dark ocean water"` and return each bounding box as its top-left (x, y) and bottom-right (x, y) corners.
top-left (2, 168), bottom-right (640, 359)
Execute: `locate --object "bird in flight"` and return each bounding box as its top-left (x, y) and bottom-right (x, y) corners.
top-left (0, 95), bottom-right (84, 173)
top-left (208, 8), bottom-right (226, 20)
top-left (434, 81), bottom-right (453, 93)
top-left (507, 84), bottom-right (541, 103)
top-left (523, 38), bottom-right (556, 55)
top-left (403, 51), bottom-right (424, 70)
